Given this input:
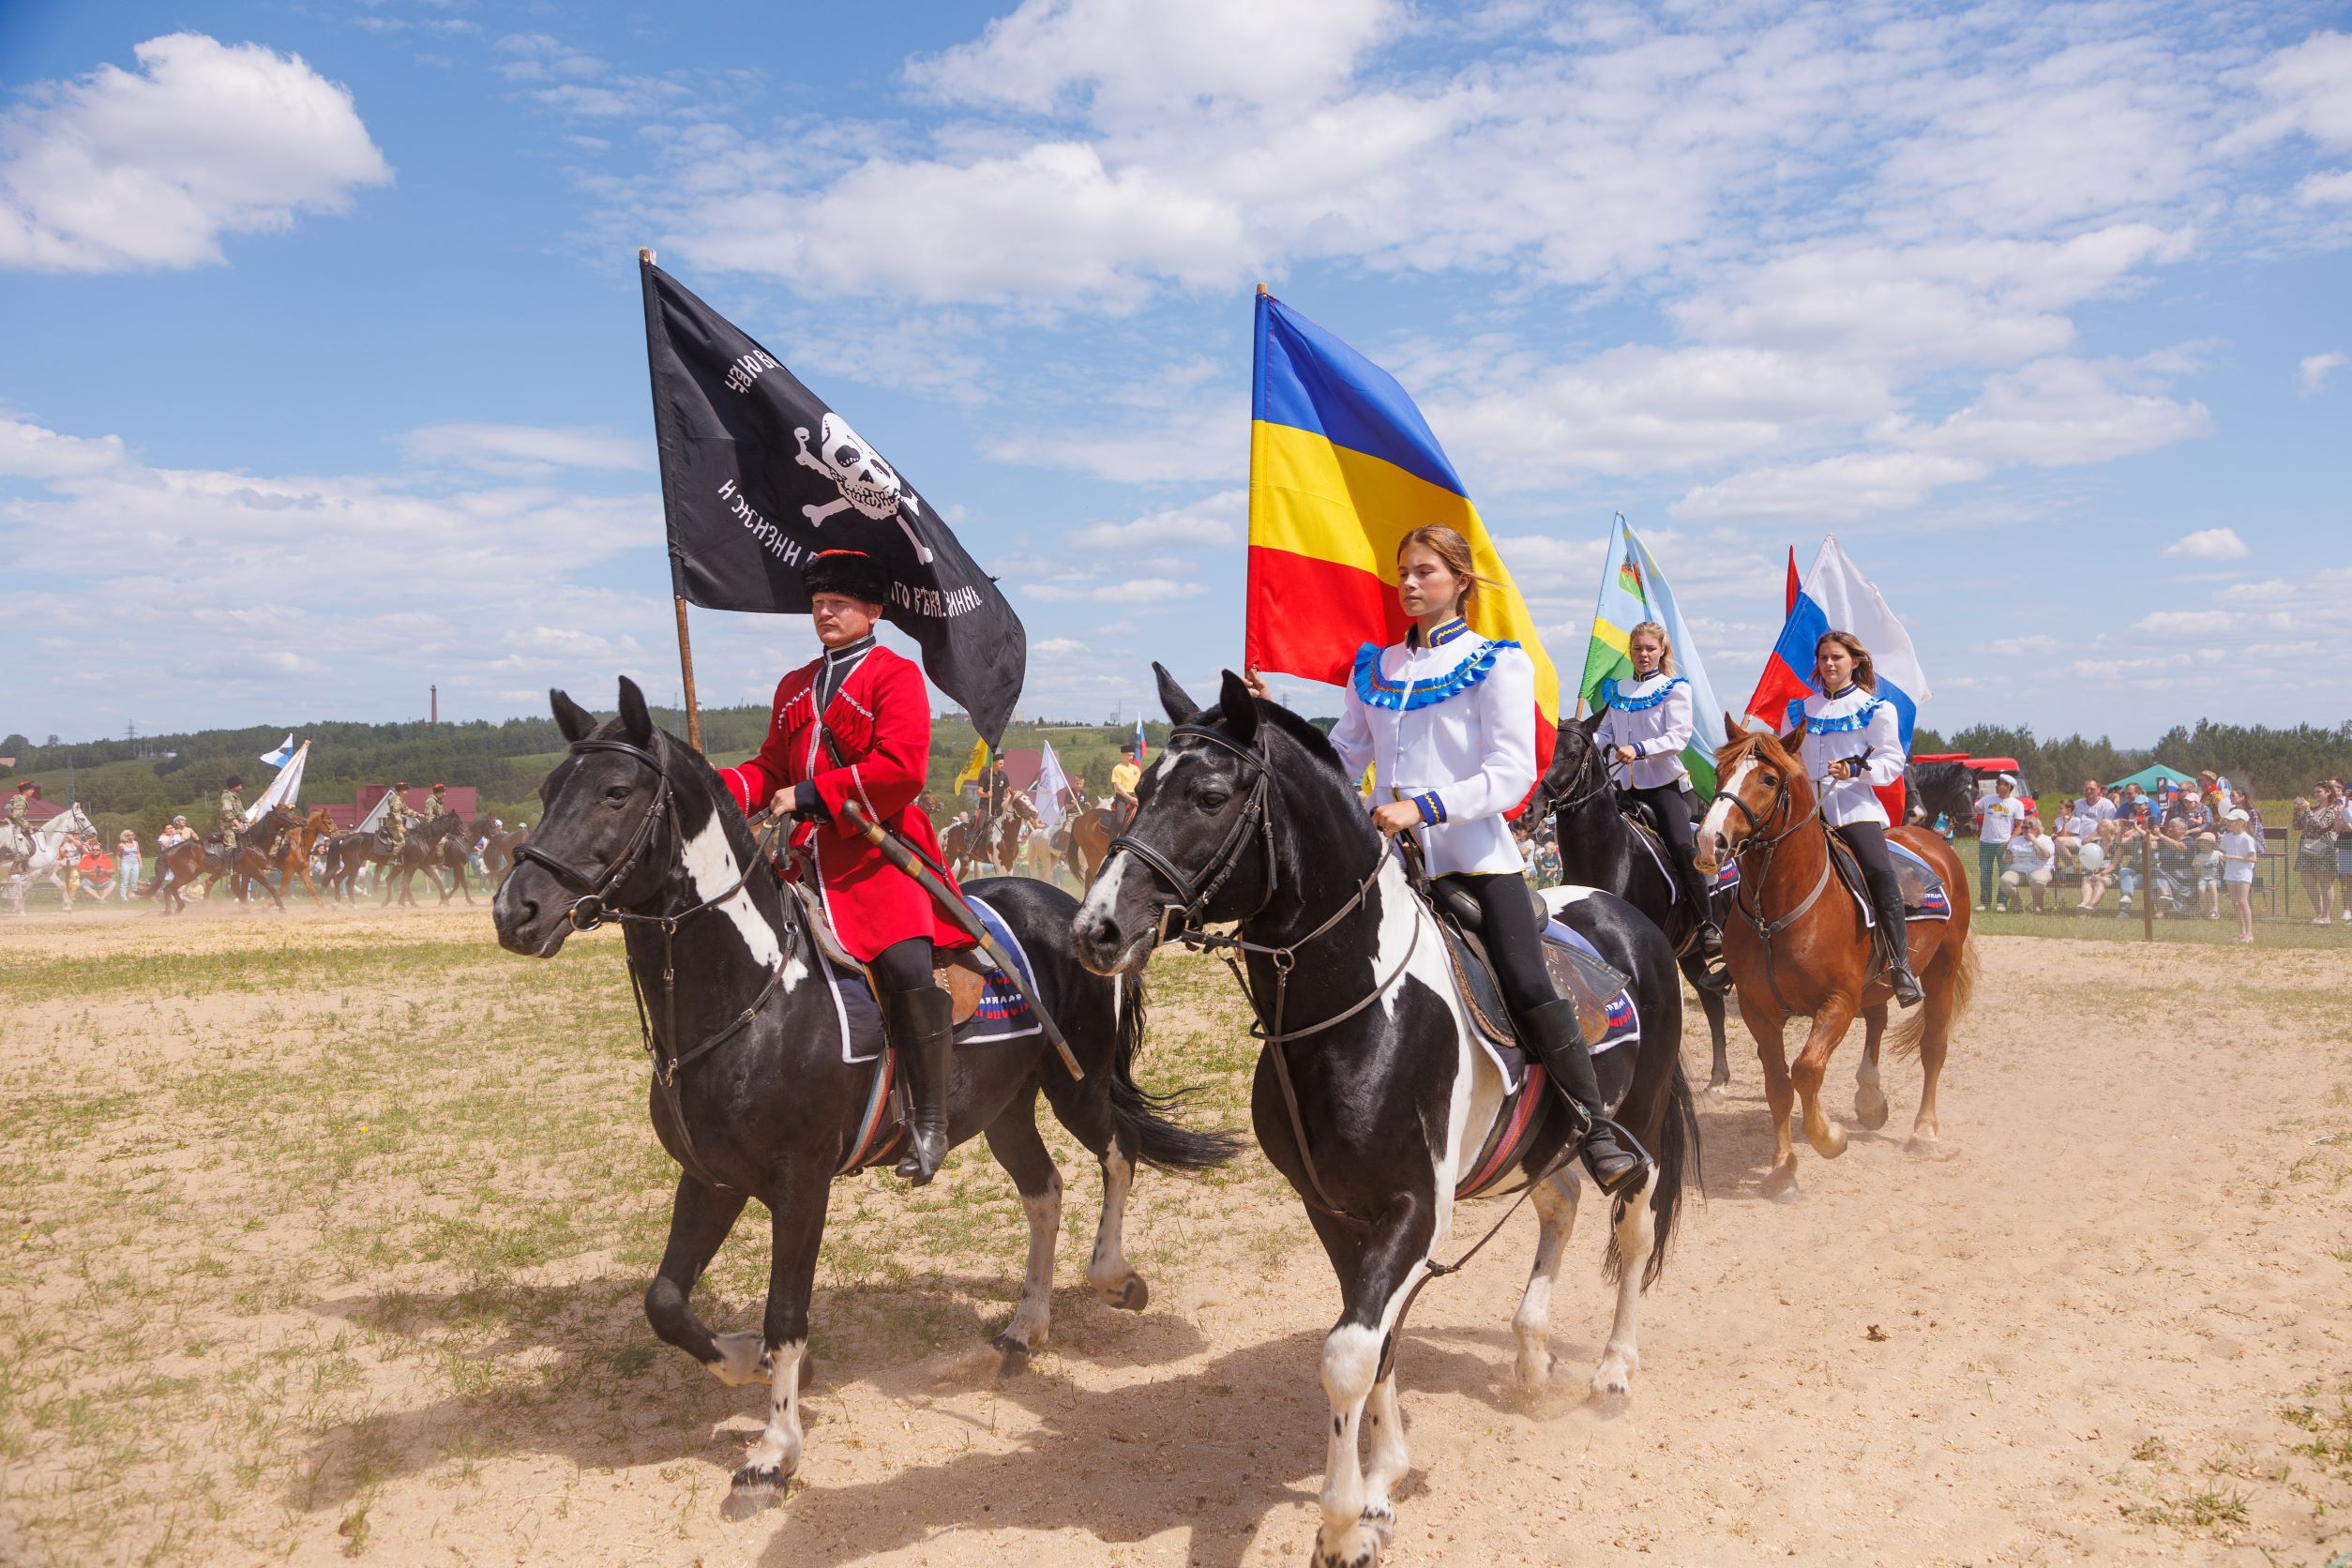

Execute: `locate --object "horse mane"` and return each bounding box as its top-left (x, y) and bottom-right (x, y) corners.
top-left (1712, 723), bottom-right (1800, 777)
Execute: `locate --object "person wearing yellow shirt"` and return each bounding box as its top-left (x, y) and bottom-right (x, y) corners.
top-left (1108, 743), bottom-right (1142, 829)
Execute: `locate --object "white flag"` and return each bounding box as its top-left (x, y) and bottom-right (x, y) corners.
top-left (259, 733), bottom-right (296, 769)
top-left (244, 742), bottom-right (308, 823)
top-left (1032, 740), bottom-right (1071, 829)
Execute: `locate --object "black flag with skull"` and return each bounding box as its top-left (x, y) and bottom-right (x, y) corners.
top-left (639, 258), bottom-right (1027, 744)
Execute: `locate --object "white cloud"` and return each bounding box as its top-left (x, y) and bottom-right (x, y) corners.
top-left (1064, 489), bottom-right (1243, 551)
top-left (1904, 356), bottom-right (2210, 468)
top-left (2160, 526), bottom-right (2249, 561)
top-left (1673, 452), bottom-right (1987, 523)
top-left (0, 417), bottom-right (128, 479)
top-left (1032, 637), bottom-right (1089, 656)
top-left (2299, 167), bottom-right (2352, 204)
top-left (1025, 575), bottom-right (1208, 606)
top-left (2298, 351), bottom-right (2347, 395)
top-left (2132, 610), bottom-right (2237, 636)
top-left (0, 33), bottom-right (391, 272)
top-left (2232, 30), bottom-right (2352, 153)
top-left (399, 422), bottom-right (651, 475)
top-left (908, 0), bottom-right (1397, 119)
top-left (1985, 634), bottom-right (2059, 656)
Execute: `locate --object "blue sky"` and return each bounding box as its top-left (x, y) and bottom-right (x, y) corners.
top-left (3, 0), bottom-right (2348, 747)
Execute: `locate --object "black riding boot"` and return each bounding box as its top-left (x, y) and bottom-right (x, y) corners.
top-left (1524, 998), bottom-right (1650, 1196)
top-left (1870, 880), bottom-right (1925, 1008)
top-left (891, 986), bottom-right (956, 1184)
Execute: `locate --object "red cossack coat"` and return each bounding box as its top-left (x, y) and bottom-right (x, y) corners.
top-left (716, 645), bottom-right (973, 962)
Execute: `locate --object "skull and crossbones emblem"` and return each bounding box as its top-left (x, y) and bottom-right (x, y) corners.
top-left (792, 414), bottom-right (934, 564)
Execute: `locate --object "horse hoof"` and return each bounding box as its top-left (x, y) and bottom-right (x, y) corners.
top-left (1805, 1119), bottom-right (1848, 1159)
top-left (1312, 1521), bottom-right (1384, 1567)
top-left (1905, 1133), bottom-right (1944, 1157)
top-left (1589, 1369), bottom-right (1634, 1404)
top-left (990, 1334), bottom-right (1033, 1376)
top-left (722, 1463), bottom-right (792, 1518)
top-left (1358, 1501), bottom-right (1396, 1539)
top-left (1760, 1164), bottom-right (1800, 1201)
top-left (1854, 1087), bottom-right (1891, 1130)
top-left (1705, 1077), bottom-right (1730, 1097)
top-left (1104, 1274), bottom-right (1149, 1312)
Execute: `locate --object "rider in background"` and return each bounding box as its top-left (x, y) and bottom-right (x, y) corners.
top-left (1109, 743), bottom-right (1142, 829)
top-left (382, 782), bottom-right (417, 851)
top-left (4, 780), bottom-right (32, 855)
top-left (1594, 620), bottom-right (1721, 963)
top-left (715, 548), bottom-right (973, 1185)
top-left (1275, 523), bottom-right (1646, 1194)
top-left (1789, 631), bottom-right (1924, 1007)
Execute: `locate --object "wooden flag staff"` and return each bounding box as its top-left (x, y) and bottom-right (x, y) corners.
top-left (643, 245), bottom-right (704, 754)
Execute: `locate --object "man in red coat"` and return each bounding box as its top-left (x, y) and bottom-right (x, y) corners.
top-left (716, 550), bottom-right (973, 1184)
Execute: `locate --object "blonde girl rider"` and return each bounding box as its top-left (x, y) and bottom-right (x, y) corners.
top-left (1788, 631), bottom-right (1924, 1006)
top-left (1594, 621), bottom-right (1721, 961)
top-left (1252, 525), bottom-right (1646, 1192)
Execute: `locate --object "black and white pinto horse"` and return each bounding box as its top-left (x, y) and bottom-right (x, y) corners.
top-left (492, 679), bottom-right (1239, 1511)
top-left (1535, 713), bottom-right (1736, 1092)
top-left (1075, 670), bottom-right (1698, 1568)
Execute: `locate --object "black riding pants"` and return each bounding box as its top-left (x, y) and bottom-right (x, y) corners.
top-left (1622, 781), bottom-right (1716, 928)
top-left (1831, 822), bottom-right (1910, 961)
top-left (869, 935), bottom-right (937, 999)
top-left (1433, 872), bottom-right (1557, 1016)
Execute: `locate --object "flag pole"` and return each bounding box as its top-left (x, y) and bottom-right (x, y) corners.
top-left (642, 244), bottom-right (704, 754)
top-left (1245, 282), bottom-right (1266, 684)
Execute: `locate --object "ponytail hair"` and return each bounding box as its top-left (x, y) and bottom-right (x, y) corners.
top-left (1395, 524), bottom-right (1499, 622)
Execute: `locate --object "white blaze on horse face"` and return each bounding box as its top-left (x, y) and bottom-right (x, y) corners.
top-left (677, 811), bottom-right (791, 982)
top-left (1698, 756), bottom-right (1756, 856)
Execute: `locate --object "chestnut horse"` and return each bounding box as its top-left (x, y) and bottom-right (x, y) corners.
top-left (1065, 805), bottom-right (1122, 886)
top-left (259, 806), bottom-right (337, 902)
top-left (1695, 724), bottom-right (1977, 1199)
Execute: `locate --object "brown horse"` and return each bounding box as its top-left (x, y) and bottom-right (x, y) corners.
top-left (1065, 804), bottom-right (1123, 885)
top-left (1694, 723), bottom-right (1977, 1199)
top-left (942, 793), bottom-right (1042, 879)
top-left (259, 806), bottom-right (336, 902)
top-left (141, 806), bottom-right (302, 913)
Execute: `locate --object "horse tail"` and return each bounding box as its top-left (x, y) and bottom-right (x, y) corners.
top-left (1104, 972), bottom-right (1245, 1173)
top-left (1608, 1055), bottom-right (1702, 1289)
top-left (1888, 923), bottom-right (1980, 1063)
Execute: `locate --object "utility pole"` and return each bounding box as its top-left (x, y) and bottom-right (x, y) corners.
top-left (430, 685), bottom-right (439, 724)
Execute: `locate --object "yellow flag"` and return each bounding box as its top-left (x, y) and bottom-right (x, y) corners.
top-left (951, 736), bottom-right (988, 792)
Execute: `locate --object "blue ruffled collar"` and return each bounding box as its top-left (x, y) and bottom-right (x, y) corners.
top-left (1406, 616), bottom-right (1473, 649)
top-left (1602, 673), bottom-right (1685, 712)
top-left (1792, 687), bottom-right (1888, 734)
top-left (1352, 636), bottom-right (1518, 712)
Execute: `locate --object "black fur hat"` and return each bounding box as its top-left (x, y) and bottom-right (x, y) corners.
top-left (803, 549), bottom-right (890, 607)
top-left (225, 775), bottom-right (244, 789)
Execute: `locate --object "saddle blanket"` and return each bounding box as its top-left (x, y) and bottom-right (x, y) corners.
top-left (1714, 839), bottom-right (1952, 925)
top-left (831, 894), bottom-right (1041, 1063)
top-left (1461, 906), bottom-right (1640, 1095)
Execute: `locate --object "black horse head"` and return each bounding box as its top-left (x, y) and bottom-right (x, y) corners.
top-left (493, 675), bottom-right (761, 959)
top-left (1532, 710), bottom-right (1610, 822)
top-left (1073, 664), bottom-right (1366, 976)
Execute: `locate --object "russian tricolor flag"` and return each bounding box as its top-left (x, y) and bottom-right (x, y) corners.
top-left (1745, 537), bottom-right (1933, 820)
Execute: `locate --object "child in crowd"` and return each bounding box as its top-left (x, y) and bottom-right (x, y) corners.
top-left (2219, 809), bottom-right (2260, 943)
top-left (2194, 831), bottom-right (2223, 920)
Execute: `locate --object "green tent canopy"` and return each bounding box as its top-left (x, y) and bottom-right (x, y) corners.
top-left (2108, 762), bottom-right (2197, 793)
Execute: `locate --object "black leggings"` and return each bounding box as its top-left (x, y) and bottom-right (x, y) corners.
top-left (1832, 822), bottom-right (1905, 917)
top-left (1434, 872), bottom-right (1557, 1015)
top-left (1623, 781), bottom-right (1715, 924)
top-left (869, 935), bottom-right (936, 999)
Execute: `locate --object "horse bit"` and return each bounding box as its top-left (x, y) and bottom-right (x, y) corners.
top-left (514, 737), bottom-right (787, 1193)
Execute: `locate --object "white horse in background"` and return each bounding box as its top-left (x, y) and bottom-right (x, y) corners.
top-left (3, 804), bottom-right (99, 915)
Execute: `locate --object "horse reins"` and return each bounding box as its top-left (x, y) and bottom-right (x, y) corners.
top-left (1719, 752), bottom-right (1834, 1017)
top-left (515, 737), bottom-right (790, 1194)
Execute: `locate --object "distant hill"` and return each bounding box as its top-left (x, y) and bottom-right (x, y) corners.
top-left (4, 705), bottom-right (1172, 845)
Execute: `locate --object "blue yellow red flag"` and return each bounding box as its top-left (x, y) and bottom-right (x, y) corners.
top-left (1244, 291), bottom-right (1558, 778)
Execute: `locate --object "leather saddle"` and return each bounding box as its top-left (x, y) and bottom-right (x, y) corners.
top-left (1823, 835), bottom-right (1949, 930)
top-left (1421, 878), bottom-right (1629, 1054)
top-left (784, 880), bottom-right (991, 1028)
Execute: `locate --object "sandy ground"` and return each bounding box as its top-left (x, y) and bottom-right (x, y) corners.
top-left (3, 900), bottom-right (2348, 1566)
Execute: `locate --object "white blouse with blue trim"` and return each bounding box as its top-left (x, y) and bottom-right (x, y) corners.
top-left (1790, 685), bottom-right (1906, 828)
top-left (1593, 671), bottom-right (1694, 791)
top-left (1328, 615), bottom-right (1538, 878)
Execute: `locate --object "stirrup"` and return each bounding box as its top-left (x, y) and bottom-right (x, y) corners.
top-left (1578, 1113), bottom-right (1653, 1198)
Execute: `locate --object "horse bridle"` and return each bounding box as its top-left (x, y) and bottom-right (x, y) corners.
top-left (1718, 749), bottom-right (1833, 1015)
top-left (1105, 723), bottom-right (1281, 942)
top-left (513, 736), bottom-right (788, 1194)
top-left (1104, 719), bottom-right (1414, 1220)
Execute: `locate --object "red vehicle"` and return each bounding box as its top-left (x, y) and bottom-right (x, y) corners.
top-left (1913, 753), bottom-right (2037, 825)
